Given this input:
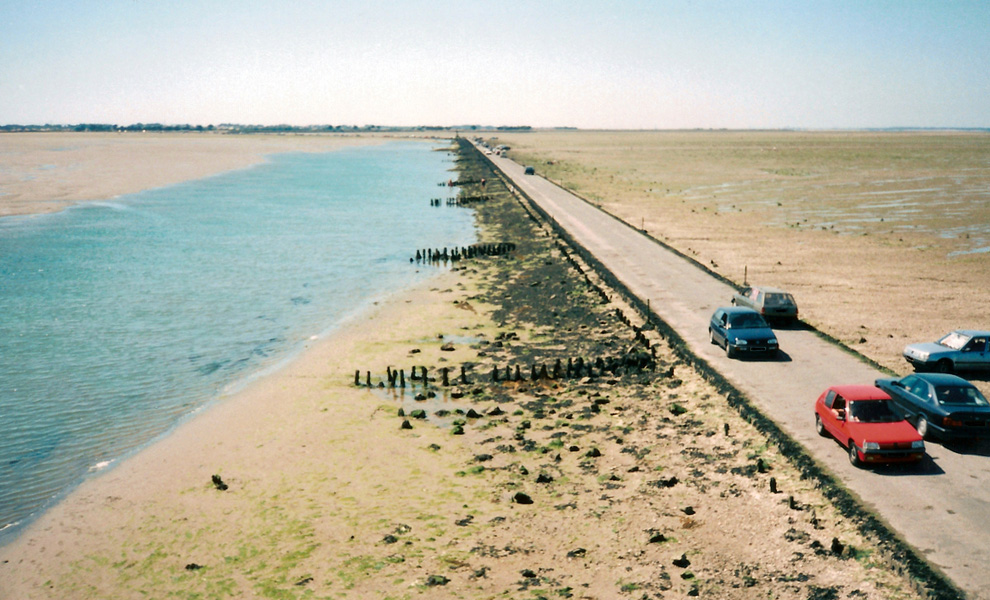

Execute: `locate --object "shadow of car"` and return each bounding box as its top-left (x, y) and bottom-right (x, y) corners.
top-left (731, 285), bottom-right (798, 327)
top-left (876, 373), bottom-right (990, 443)
top-left (814, 384), bottom-right (925, 468)
top-left (709, 307), bottom-right (779, 359)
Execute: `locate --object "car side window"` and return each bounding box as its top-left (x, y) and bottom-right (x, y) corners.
top-left (910, 381), bottom-right (931, 402)
top-left (824, 390), bottom-right (837, 409)
top-left (970, 337), bottom-right (987, 352)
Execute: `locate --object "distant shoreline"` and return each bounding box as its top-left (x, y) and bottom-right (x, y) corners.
top-left (0, 132), bottom-right (400, 218)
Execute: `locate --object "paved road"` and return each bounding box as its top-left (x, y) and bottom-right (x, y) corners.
top-left (483, 146), bottom-right (990, 599)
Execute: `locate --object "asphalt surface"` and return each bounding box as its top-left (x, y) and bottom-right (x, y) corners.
top-left (482, 146), bottom-right (990, 599)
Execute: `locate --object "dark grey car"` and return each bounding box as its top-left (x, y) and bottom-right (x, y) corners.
top-left (876, 373), bottom-right (990, 442)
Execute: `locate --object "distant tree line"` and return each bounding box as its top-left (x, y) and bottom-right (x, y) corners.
top-left (0, 123), bottom-right (536, 133)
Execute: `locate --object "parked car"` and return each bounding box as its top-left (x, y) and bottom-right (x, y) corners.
top-left (814, 384), bottom-right (925, 467)
top-left (730, 285), bottom-right (798, 326)
top-left (708, 307), bottom-right (779, 359)
top-left (523, 166), bottom-right (536, 175)
top-left (875, 373), bottom-right (990, 442)
top-left (902, 330), bottom-right (990, 373)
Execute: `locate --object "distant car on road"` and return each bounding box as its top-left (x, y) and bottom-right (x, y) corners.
top-left (730, 285), bottom-right (798, 326)
top-left (875, 373), bottom-right (990, 442)
top-left (814, 384), bottom-right (925, 467)
top-left (902, 330), bottom-right (990, 373)
top-left (523, 166), bottom-right (536, 175)
top-left (708, 307), bottom-right (779, 359)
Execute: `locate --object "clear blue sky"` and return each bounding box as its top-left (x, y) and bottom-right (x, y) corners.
top-left (2, 0), bottom-right (989, 129)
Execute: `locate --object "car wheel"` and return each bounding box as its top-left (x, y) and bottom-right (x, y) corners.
top-left (726, 343), bottom-right (736, 359)
top-left (848, 443), bottom-right (863, 468)
top-left (709, 328), bottom-right (716, 345)
top-left (916, 415), bottom-right (929, 440)
top-left (936, 359), bottom-right (953, 374)
top-left (815, 414), bottom-right (828, 437)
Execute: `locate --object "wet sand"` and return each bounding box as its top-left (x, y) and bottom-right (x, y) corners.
top-left (0, 132), bottom-right (384, 218)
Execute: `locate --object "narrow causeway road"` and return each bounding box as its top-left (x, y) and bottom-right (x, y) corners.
top-left (483, 145), bottom-right (990, 600)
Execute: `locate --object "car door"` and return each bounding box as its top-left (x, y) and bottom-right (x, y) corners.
top-left (821, 390), bottom-right (847, 439)
top-left (710, 310), bottom-right (728, 345)
top-left (906, 378), bottom-right (938, 422)
top-left (958, 336), bottom-right (989, 371)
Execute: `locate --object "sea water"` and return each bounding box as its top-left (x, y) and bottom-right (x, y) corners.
top-left (0, 140), bottom-right (476, 544)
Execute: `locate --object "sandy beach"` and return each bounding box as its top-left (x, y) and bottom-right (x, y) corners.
top-left (0, 133), bottom-right (945, 599)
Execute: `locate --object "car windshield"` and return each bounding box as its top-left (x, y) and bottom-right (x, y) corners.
top-left (847, 400), bottom-right (901, 423)
top-left (934, 385), bottom-right (989, 406)
top-left (938, 332), bottom-right (970, 350)
top-left (764, 293), bottom-right (794, 307)
top-left (728, 313), bottom-right (768, 329)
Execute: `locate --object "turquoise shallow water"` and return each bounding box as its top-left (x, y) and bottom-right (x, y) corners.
top-left (0, 140), bottom-right (475, 543)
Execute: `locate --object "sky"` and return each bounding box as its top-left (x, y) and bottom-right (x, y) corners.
top-left (2, 0), bottom-right (989, 129)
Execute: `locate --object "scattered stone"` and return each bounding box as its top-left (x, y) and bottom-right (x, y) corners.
top-left (211, 474), bottom-right (228, 491)
top-left (185, 563), bottom-right (203, 571)
top-left (682, 506), bottom-right (695, 515)
top-left (536, 473), bottom-right (554, 483)
top-left (441, 342), bottom-right (456, 351)
top-left (585, 447), bottom-right (602, 458)
top-left (426, 574), bottom-right (450, 586)
top-left (566, 548), bottom-right (586, 558)
top-left (294, 577), bottom-right (313, 586)
top-left (512, 492), bottom-right (534, 505)
top-left (672, 554), bottom-right (691, 568)
top-left (400, 419), bottom-right (413, 430)
top-left (830, 537), bottom-right (845, 556)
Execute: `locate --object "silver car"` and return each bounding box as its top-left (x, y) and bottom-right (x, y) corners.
top-left (903, 330), bottom-right (990, 373)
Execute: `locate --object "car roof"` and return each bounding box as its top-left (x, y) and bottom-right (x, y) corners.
top-left (911, 373), bottom-right (975, 386)
top-left (745, 285), bottom-right (790, 294)
top-left (829, 384), bottom-right (891, 401)
top-left (719, 306), bottom-right (761, 315)
top-left (951, 329), bottom-right (990, 337)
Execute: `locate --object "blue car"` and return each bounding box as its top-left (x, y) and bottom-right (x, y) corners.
top-left (709, 307), bottom-right (779, 359)
top-left (876, 373), bottom-right (990, 442)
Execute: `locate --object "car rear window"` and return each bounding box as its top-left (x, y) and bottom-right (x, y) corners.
top-left (764, 293), bottom-right (794, 307)
top-left (934, 386), bottom-right (989, 406)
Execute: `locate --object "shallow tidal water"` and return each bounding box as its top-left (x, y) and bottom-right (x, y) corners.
top-left (0, 141), bottom-right (476, 543)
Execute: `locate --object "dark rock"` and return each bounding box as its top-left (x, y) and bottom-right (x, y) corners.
top-left (185, 563), bottom-right (203, 570)
top-left (830, 537), bottom-right (845, 556)
top-left (211, 474), bottom-right (228, 491)
top-left (672, 554), bottom-right (691, 568)
top-left (426, 574), bottom-right (450, 586)
top-left (410, 409), bottom-right (427, 419)
top-left (566, 548), bottom-right (586, 558)
top-left (536, 473), bottom-right (554, 484)
top-left (512, 492), bottom-right (534, 504)
top-left (400, 419), bottom-right (413, 430)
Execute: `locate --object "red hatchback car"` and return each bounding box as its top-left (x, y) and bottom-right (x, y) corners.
top-left (814, 385), bottom-right (926, 467)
